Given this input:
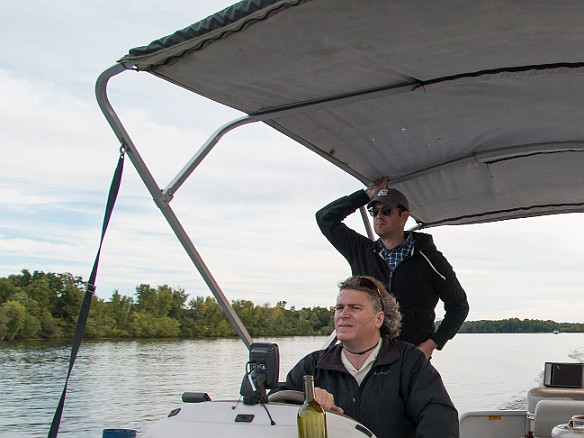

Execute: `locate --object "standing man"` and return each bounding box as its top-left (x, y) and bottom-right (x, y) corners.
top-left (277, 275), bottom-right (459, 438)
top-left (316, 177), bottom-right (469, 358)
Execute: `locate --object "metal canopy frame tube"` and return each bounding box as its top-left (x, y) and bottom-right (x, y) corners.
top-left (359, 207), bottom-right (375, 240)
top-left (96, 65), bottom-right (254, 348)
top-left (163, 115), bottom-right (254, 201)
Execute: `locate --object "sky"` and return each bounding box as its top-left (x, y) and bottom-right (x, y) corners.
top-left (1, 0), bottom-right (584, 324)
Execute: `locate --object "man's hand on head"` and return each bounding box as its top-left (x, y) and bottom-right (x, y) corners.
top-left (366, 176), bottom-right (390, 200)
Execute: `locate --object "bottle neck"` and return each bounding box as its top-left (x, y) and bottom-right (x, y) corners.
top-left (303, 375), bottom-right (316, 403)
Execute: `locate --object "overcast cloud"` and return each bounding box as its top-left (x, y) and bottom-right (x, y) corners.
top-left (1, 1), bottom-right (583, 323)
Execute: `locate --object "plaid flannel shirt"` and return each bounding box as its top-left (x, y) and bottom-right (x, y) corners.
top-left (377, 232), bottom-right (414, 271)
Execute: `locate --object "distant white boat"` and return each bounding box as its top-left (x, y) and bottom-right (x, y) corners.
top-left (553, 330), bottom-right (560, 335)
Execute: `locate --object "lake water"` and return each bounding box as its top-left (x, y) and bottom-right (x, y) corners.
top-left (1, 333), bottom-right (584, 437)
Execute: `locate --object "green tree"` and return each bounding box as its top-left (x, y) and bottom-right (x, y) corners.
top-left (129, 312), bottom-right (180, 338)
top-left (53, 274), bottom-right (85, 335)
top-left (169, 287), bottom-right (188, 319)
top-left (108, 290), bottom-right (134, 336)
top-left (135, 284), bottom-right (186, 318)
top-left (0, 301), bottom-right (29, 340)
top-left (0, 277), bottom-right (21, 303)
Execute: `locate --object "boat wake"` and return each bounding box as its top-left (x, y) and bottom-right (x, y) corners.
top-left (498, 373), bottom-right (544, 411)
top-left (568, 348), bottom-right (584, 363)
top-left (499, 395), bottom-right (528, 410)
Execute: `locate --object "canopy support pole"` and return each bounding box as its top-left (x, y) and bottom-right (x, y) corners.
top-left (95, 64), bottom-right (253, 348)
top-left (359, 207), bottom-right (375, 240)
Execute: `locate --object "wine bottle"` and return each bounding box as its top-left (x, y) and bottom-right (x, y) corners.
top-left (297, 375), bottom-right (327, 438)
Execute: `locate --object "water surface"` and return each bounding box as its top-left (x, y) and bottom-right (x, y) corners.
top-left (1, 333), bottom-right (583, 437)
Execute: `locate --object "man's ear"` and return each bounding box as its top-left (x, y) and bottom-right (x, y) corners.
top-left (376, 311), bottom-right (384, 328)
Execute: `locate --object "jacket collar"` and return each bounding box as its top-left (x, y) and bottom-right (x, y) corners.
top-left (374, 231), bottom-right (436, 256)
top-left (317, 338), bottom-right (401, 371)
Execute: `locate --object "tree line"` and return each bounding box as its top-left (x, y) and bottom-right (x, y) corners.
top-left (0, 269), bottom-right (334, 341)
top-left (1, 269), bottom-right (582, 341)
top-left (458, 318), bottom-right (584, 333)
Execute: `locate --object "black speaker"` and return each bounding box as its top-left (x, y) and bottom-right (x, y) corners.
top-left (544, 362), bottom-right (584, 388)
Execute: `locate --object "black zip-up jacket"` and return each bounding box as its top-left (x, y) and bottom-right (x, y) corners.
top-left (316, 190), bottom-right (469, 349)
top-left (278, 340), bottom-right (459, 438)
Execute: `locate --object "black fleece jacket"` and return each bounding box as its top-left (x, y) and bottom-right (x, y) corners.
top-left (316, 190), bottom-right (469, 349)
top-left (279, 340), bottom-right (459, 438)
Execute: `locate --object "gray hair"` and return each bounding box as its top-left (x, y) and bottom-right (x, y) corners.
top-left (338, 275), bottom-right (402, 340)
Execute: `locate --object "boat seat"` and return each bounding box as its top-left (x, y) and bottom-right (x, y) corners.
top-left (528, 386), bottom-right (584, 413)
top-left (532, 400), bottom-right (584, 438)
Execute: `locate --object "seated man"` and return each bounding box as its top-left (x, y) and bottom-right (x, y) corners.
top-left (277, 275), bottom-right (459, 438)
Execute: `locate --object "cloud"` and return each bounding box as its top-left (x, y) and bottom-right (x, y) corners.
top-left (1, 0), bottom-right (583, 325)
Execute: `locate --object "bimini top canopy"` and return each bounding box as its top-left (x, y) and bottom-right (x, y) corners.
top-left (118, 0), bottom-right (584, 228)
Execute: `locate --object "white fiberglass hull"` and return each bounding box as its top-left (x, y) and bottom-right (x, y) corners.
top-left (142, 400), bottom-right (376, 438)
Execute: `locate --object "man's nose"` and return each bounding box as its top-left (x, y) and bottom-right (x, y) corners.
top-left (339, 307), bottom-right (351, 317)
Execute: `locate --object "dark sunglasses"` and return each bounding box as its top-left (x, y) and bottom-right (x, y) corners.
top-left (357, 277), bottom-right (386, 313)
top-left (368, 206), bottom-right (393, 217)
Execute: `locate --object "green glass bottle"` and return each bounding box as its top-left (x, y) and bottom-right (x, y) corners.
top-left (297, 375), bottom-right (327, 438)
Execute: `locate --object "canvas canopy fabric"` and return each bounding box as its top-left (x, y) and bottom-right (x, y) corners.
top-left (119, 0), bottom-right (584, 227)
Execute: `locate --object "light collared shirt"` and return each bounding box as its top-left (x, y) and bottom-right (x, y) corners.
top-left (341, 338), bottom-right (383, 385)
